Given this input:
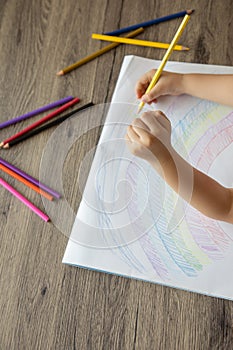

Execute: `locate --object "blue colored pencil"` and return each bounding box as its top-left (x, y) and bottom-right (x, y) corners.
top-left (104, 9), bottom-right (194, 36)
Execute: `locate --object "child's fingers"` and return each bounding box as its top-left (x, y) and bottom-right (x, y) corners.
top-left (140, 74), bottom-right (169, 103)
top-left (131, 122), bottom-right (151, 141)
top-left (132, 118), bottom-right (151, 139)
top-left (132, 117), bottom-right (150, 132)
top-left (127, 125), bottom-right (141, 142)
top-left (147, 99), bottom-right (158, 104)
top-left (153, 110), bottom-right (171, 129)
top-left (135, 81), bottom-right (149, 99)
top-left (140, 111), bottom-right (160, 132)
top-left (141, 111), bottom-right (170, 131)
top-left (135, 70), bottom-right (156, 98)
top-left (141, 85), bottom-right (163, 103)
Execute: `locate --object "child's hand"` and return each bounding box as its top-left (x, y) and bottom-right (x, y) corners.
top-left (135, 70), bottom-right (184, 104)
top-left (125, 110), bottom-right (173, 168)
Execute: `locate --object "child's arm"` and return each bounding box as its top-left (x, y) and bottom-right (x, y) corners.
top-left (125, 111), bottom-right (233, 224)
top-left (136, 71), bottom-right (233, 107)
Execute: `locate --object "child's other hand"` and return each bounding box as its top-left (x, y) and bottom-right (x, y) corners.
top-left (135, 70), bottom-right (184, 104)
top-left (125, 111), bottom-right (173, 168)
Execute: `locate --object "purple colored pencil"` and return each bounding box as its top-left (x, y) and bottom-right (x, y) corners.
top-left (0, 96), bottom-right (73, 130)
top-left (0, 157), bottom-right (61, 199)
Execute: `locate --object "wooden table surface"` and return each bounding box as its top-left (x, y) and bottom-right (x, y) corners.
top-left (0, 0), bottom-right (233, 349)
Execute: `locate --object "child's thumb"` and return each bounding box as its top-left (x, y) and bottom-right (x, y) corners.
top-left (141, 88), bottom-right (160, 103)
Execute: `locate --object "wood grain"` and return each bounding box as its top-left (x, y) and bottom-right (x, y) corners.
top-left (0, 0), bottom-right (233, 349)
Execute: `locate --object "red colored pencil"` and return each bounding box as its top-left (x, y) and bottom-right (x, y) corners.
top-left (0, 97), bottom-right (80, 148)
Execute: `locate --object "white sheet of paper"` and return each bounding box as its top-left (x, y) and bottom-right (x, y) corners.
top-left (63, 55), bottom-right (233, 300)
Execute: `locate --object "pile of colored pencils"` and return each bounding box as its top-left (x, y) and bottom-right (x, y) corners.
top-left (0, 156), bottom-right (60, 222)
top-left (0, 97), bottom-right (94, 220)
top-left (1, 96), bottom-right (79, 148)
top-left (57, 9), bottom-right (194, 75)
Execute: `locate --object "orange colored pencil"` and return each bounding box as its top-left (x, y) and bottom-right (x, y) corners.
top-left (0, 163), bottom-right (53, 201)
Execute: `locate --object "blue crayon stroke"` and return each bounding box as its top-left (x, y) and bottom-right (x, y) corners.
top-left (94, 131), bottom-right (147, 274)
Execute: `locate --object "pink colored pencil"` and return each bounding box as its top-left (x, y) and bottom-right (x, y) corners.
top-left (1, 97), bottom-right (80, 148)
top-left (0, 177), bottom-right (50, 222)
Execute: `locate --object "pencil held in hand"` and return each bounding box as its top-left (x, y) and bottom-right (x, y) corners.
top-left (138, 13), bottom-right (192, 113)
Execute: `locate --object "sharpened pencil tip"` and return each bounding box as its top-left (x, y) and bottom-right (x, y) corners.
top-left (137, 100), bottom-right (145, 114)
top-left (137, 106), bottom-right (143, 114)
top-left (56, 70), bottom-right (64, 76)
top-left (182, 46), bottom-right (190, 51)
top-left (186, 9), bottom-right (195, 15)
top-left (3, 144), bottom-right (9, 149)
top-left (0, 142), bottom-right (3, 148)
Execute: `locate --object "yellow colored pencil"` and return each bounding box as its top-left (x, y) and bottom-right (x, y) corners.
top-left (57, 27), bottom-right (144, 75)
top-left (92, 33), bottom-right (189, 51)
top-left (138, 14), bottom-right (191, 113)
